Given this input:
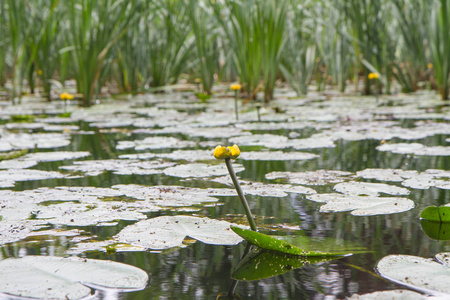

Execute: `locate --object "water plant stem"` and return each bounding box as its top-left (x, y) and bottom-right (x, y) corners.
top-left (224, 158), bottom-right (257, 231)
top-left (234, 90), bottom-right (239, 121)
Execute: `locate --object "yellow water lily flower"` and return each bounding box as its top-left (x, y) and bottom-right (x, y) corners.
top-left (227, 144), bottom-right (240, 159)
top-left (60, 92), bottom-right (74, 100)
top-left (213, 145), bottom-right (231, 159)
top-left (230, 83), bottom-right (242, 91)
top-left (368, 73), bottom-right (379, 80)
top-left (428, 63), bottom-right (433, 69)
top-left (213, 144), bottom-right (241, 159)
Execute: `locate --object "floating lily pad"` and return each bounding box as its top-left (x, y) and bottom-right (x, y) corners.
top-left (333, 182), bottom-right (410, 196)
top-left (0, 169), bottom-right (67, 187)
top-left (239, 151), bottom-right (319, 161)
top-left (377, 253), bottom-right (450, 296)
top-left (116, 136), bottom-right (196, 150)
top-left (402, 170), bottom-right (450, 190)
top-left (154, 149), bottom-right (215, 162)
top-left (163, 163), bottom-right (244, 178)
top-left (115, 216), bottom-right (243, 250)
top-left (377, 143), bottom-right (450, 156)
top-left (0, 132), bottom-right (71, 150)
top-left (306, 193), bottom-right (414, 216)
top-left (60, 159), bottom-right (175, 176)
top-left (420, 206), bottom-right (450, 222)
top-left (356, 168), bottom-right (418, 182)
top-left (266, 170), bottom-right (354, 185)
top-left (0, 256), bottom-right (148, 299)
top-left (347, 289), bottom-right (426, 300)
top-left (232, 249), bottom-right (335, 281)
top-left (229, 134), bottom-right (289, 148)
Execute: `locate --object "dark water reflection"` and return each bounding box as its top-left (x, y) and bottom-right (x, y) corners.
top-left (2, 120), bottom-right (450, 299)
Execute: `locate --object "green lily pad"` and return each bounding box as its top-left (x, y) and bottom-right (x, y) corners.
top-left (231, 226), bottom-right (351, 256)
top-left (232, 248), bottom-right (335, 281)
top-left (420, 206), bottom-right (450, 222)
top-left (0, 256), bottom-right (148, 299)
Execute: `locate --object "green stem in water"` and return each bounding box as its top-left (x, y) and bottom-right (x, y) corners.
top-left (234, 90), bottom-right (239, 121)
top-left (224, 158), bottom-right (257, 231)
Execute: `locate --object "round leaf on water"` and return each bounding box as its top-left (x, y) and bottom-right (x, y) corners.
top-left (347, 289), bottom-right (426, 300)
top-left (377, 254), bottom-right (450, 296)
top-left (0, 256), bottom-right (148, 299)
top-left (420, 206), bottom-right (450, 222)
top-left (115, 216), bottom-right (243, 250)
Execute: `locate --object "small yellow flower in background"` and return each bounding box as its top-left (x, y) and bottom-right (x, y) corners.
top-left (428, 63), bottom-right (433, 69)
top-left (60, 92), bottom-right (74, 100)
top-left (37, 70), bottom-right (43, 76)
top-left (213, 144), bottom-right (240, 159)
top-left (194, 78), bottom-right (202, 83)
top-left (368, 73), bottom-right (379, 80)
top-left (230, 83), bottom-right (242, 91)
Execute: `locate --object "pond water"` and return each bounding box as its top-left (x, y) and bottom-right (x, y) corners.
top-left (0, 89), bottom-right (449, 299)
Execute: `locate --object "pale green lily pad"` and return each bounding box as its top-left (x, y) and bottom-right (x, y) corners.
top-left (377, 143), bottom-right (450, 156)
top-left (43, 124), bottom-right (80, 132)
top-left (377, 253), bottom-right (450, 296)
top-left (229, 134), bottom-right (289, 148)
top-left (348, 290), bottom-right (427, 300)
top-left (306, 193), bottom-right (414, 216)
top-left (0, 160), bottom-right (38, 169)
top-left (60, 159), bottom-right (176, 176)
top-left (0, 256), bottom-right (148, 299)
top-left (112, 184), bottom-right (220, 207)
top-left (116, 136), bottom-right (196, 150)
top-left (235, 121), bottom-right (330, 131)
top-left (333, 182), bottom-right (410, 196)
top-left (0, 169), bottom-right (67, 187)
top-left (163, 163), bottom-right (244, 178)
top-left (239, 151), bottom-right (319, 161)
top-left (402, 170), bottom-right (450, 190)
top-left (288, 137), bottom-right (337, 149)
top-left (209, 176), bottom-right (316, 196)
top-left (66, 240), bottom-right (147, 255)
top-left (114, 216), bottom-right (243, 250)
top-left (154, 149), bottom-right (215, 162)
top-left (266, 170), bottom-right (354, 185)
top-left (356, 168), bottom-right (418, 182)
top-left (0, 132), bottom-right (71, 150)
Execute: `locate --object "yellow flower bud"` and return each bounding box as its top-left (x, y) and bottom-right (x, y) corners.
top-left (67, 93), bottom-right (74, 100)
top-left (227, 144), bottom-right (240, 159)
top-left (428, 63), bottom-right (433, 69)
top-left (60, 92), bottom-right (68, 100)
top-left (213, 145), bottom-right (231, 159)
top-left (230, 83), bottom-right (242, 91)
top-left (368, 73), bottom-right (379, 80)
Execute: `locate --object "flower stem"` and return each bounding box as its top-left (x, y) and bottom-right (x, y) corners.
top-left (234, 90), bottom-right (239, 121)
top-left (224, 158), bottom-right (257, 231)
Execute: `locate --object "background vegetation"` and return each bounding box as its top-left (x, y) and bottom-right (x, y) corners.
top-left (0, 0), bottom-right (448, 106)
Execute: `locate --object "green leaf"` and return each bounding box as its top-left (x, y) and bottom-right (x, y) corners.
top-left (232, 248), bottom-right (336, 281)
top-left (231, 226), bottom-right (353, 256)
top-left (420, 206), bottom-right (450, 222)
top-left (420, 220), bottom-right (450, 240)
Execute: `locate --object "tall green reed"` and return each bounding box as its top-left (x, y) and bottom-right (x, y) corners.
top-left (146, 1), bottom-right (193, 89)
top-left (424, 0), bottom-right (450, 100)
top-left (66, 0), bottom-right (142, 106)
top-left (187, 0), bottom-right (219, 95)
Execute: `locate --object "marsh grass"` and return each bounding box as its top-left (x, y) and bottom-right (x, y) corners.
top-left (1, 0), bottom-right (449, 103)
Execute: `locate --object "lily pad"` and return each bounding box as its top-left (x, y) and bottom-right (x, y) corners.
top-left (348, 290), bottom-right (427, 300)
top-left (115, 216), bottom-right (243, 250)
top-left (0, 256), bottom-right (148, 299)
top-left (266, 170), bottom-right (354, 185)
top-left (377, 253), bottom-right (450, 296)
top-left (232, 249), bottom-right (336, 281)
top-left (333, 182), bottom-right (410, 196)
top-left (0, 169), bottom-right (67, 187)
top-left (420, 206), bottom-right (450, 222)
top-left (377, 143), bottom-right (450, 156)
top-left (229, 134), bottom-right (289, 148)
top-left (116, 136), bottom-right (196, 150)
top-left (356, 168), bottom-right (418, 182)
top-left (163, 163), bottom-right (244, 178)
top-left (231, 226), bottom-right (350, 256)
top-left (306, 193), bottom-right (414, 216)
top-left (239, 151), bottom-right (319, 161)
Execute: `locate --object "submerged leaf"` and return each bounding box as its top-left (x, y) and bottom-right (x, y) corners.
top-left (420, 220), bottom-right (450, 240)
top-left (0, 256), bottom-right (148, 299)
top-left (232, 249), bottom-right (335, 281)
